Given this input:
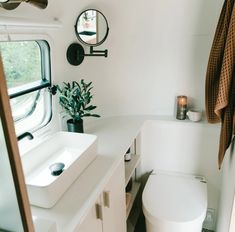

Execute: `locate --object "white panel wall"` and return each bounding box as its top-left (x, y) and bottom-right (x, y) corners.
top-left (82, 0), bottom-right (222, 117)
top-left (0, 0), bottom-right (224, 140)
top-left (140, 120), bottom-right (221, 231)
top-left (0, 0), bottom-right (223, 118)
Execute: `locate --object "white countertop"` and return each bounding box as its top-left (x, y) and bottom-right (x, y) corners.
top-left (31, 115), bottom-right (214, 231)
top-left (32, 115), bottom-right (149, 231)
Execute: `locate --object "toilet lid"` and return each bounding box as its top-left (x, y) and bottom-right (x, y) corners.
top-left (142, 172), bottom-right (207, 223)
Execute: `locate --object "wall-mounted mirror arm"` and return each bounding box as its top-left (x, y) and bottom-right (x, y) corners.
top-left (87, 46), bottom-right (108, 57)
top-left (66, 43), bottom-right (107, 66)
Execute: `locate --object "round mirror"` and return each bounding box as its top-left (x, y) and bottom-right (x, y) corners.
top-left (75, 9), bottom-right (109, 47)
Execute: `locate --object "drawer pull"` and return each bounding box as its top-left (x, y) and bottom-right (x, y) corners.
top-left (95, 203), bottom-right (103, 220)
top-left (103, 191), bottom-right (110, 208)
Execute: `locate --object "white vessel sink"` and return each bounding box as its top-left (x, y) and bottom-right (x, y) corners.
top-left (21, 132), bottom-right (97, 208)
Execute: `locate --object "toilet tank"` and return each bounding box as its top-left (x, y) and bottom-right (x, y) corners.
top-left (140, 119), bottom-right (220, 174)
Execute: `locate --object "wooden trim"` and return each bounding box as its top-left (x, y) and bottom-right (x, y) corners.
top-left (0, 56), bottom-right (34, 231)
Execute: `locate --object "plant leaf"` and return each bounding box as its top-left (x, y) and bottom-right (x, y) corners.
top-left (85, 105), bottom-right (97, 111)
top-left (56, 79), bottom-right (100, 120)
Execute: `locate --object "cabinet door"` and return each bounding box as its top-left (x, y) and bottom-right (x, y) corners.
top-left (77, 200), bottom-right (103, 232)
top-left (102, 161), bottom-right (126, 232)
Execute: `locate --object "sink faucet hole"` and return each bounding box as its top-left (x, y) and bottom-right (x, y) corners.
top-left (49, 162), bottom-right (65, 176)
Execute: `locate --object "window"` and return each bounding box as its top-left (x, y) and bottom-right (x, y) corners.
top-left (0, 40), bottom-right (51, 134)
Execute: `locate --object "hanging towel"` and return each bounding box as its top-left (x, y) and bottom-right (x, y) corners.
top-left (205, 0), bottom-right (235, 169)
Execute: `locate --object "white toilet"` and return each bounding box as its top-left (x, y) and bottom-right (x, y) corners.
top-left (142, 171), bottom-right (207, 232)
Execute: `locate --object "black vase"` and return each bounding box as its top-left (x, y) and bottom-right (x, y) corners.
top-left (67, 119), bottom-right (84, 133)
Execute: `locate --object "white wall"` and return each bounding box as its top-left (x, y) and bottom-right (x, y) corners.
top-left (0, 0), bottom-right (223, 119)
top-left (216, 139), bottom-right (235, 232)
top-left (82, 0), bottom-right (223, 117)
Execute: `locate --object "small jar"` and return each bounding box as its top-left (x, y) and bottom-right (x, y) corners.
top-left (125, 148), bottom-right (131, 162)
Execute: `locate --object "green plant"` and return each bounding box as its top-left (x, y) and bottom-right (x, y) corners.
top-left (56, 79), bottom-right (100, 122)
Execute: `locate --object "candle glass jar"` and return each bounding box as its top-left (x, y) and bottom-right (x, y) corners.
top-left (176, 95), bottom-right (187, 120)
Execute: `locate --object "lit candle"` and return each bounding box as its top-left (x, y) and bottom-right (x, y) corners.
top-left (179, 96), bottom-right (187, 106)
top-left (176, 95), bottom-right (187, 120)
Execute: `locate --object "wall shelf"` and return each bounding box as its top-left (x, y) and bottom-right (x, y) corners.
top-left (126, 181), bottom-right (141, 219)
top-left (125, 154), bottom-right (141, 186)
top-left (127, 206), bottom-right (141, 232)
top-left (124, 139), bottom-right (141, 232)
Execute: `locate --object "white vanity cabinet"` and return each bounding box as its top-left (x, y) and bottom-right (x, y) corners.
top-left (77, 160), bottom-right (126, 232)
top-left (76, 200), bottom-right (103, 232)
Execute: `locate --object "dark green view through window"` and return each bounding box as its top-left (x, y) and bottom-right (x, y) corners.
top-left (1, 41), bottom-right (42, 88)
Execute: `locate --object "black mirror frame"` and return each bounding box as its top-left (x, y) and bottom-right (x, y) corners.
top-left (67, 9), bottom-right (109, 66)
top-left (75, 9), bottom-right (109, 47)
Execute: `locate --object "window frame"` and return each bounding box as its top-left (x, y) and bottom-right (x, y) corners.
top-left (7, 40), bottom-right (51, 99)
top-left (0, 37), bottom-right (52, 133)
